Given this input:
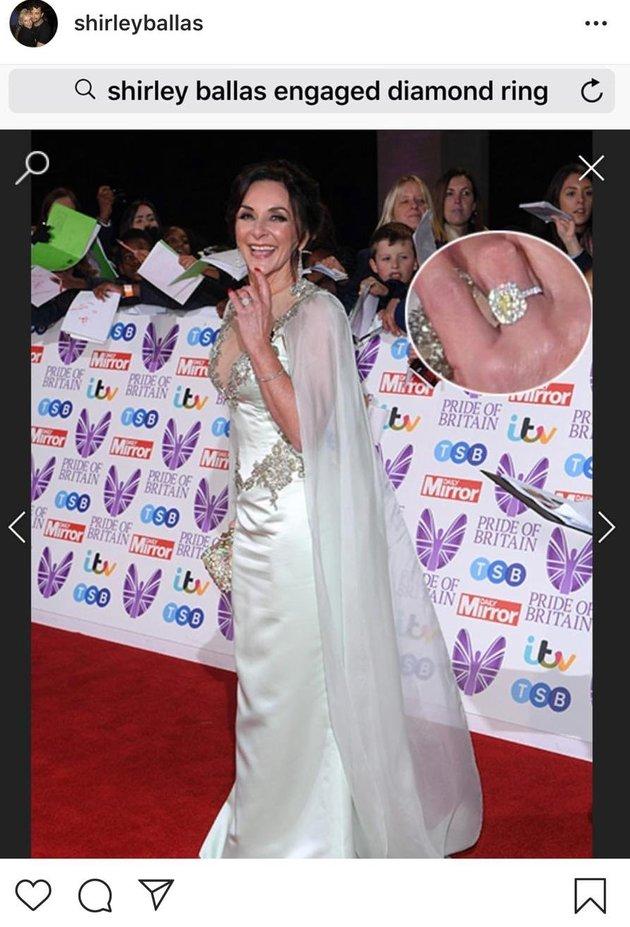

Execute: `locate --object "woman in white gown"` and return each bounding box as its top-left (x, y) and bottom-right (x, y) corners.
top-left (200, 161), bottom-right (482, 859)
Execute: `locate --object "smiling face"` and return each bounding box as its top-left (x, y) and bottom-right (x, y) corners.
top-left (443, 175), bottom-right (476, 229)
top-left (558, 173), bottom-right (593, 230)
top-left (132, 203), bottom-right (159, 230)
top-left (370, 238), bottom-right (417, 283)
top-left (392, 181), bottom-right (428, 230)
top-left (234, 180), bottom-right (305, 288)
top-left (19, 9), bottom-right (33, 26)
top-left (29, 4), bottom-right (43, 22)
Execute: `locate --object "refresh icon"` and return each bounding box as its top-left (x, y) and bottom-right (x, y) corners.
top-left (580, 78), bottom-right (604, 103)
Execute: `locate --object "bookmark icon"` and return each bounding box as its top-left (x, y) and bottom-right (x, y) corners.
top-left (139, 879), bottom-right (174, 912)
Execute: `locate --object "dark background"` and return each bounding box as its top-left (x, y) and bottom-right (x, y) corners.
top-left (31, 130), bottom-right (590, 250)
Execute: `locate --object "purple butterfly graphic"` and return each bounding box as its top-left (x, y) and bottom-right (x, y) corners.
top-left (31, 454), bottom-right (55, 501)
top-left (57, 331), bottom-right (87, 365)
top-left (194, 480), bottom-right (229, 532)
top-left (142, 322), bottom-right (179, 373)
top-left (218, 591), bottom-right (234, 641)
top-left (161, 418), bottom-right (201, 470)
top-left (416, 509), bottom-right (467, 571)
top-left (355, 335), bottom-right (380, 382)
top-left (495, 454), bottom-right (549, 516)
top-left (452, 629), bottom-right (506, 696)
top-left (383, 444), bottom-right (413, 489)
top-left (546, 528), bottom-right (593, 593)
top-left (37, 547), bottom-right (73, 598)
top-left (75, 409), bottom-right (112, 458)
top-left (122, 564), bottom-right (162, 618)
top-left (103, 465), bottom-right (141, 516)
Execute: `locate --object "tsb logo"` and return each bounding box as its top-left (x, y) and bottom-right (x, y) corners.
top-left (110, 321), bottom-right (137, 341)
top-left (511, 678), bottom-right (571, 712)
top-left (187, 326), bottom-right (218, 347)
top-left (55, 490), bottom-right (91, 513)
top-left (121, 408), bottom-right (160, 429)
top-left (37, 398), bottom-right (73, 419)
top-left (564, 453), bottom-right (593, 479)
top-left (140, 504), bottom-right (180, 528)
top-left (163, 602), bottom-right (205, 628)
top-left (211, 416), bottom-right (230, 437)
top-left (73, 583), bottom-right (111, 608)
top-left (470, 557), bottom-right (526, 587)
top-left (434, 440), bottom-right (487, 466)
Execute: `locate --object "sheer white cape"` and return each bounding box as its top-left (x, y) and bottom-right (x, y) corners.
top-left (230, 285), bottom-right (483, 858)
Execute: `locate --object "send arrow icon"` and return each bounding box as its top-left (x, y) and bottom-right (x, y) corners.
top-left (139, 879), bottom-right (174, 911)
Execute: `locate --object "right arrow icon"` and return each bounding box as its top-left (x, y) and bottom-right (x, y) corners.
top-left (597, 511), bottom-right (615, 544)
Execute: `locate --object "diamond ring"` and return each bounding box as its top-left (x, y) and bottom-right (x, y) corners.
top-left (240, 294), bottom-right (253, 307)
top-left (487, 282), bottom-right (543, 325)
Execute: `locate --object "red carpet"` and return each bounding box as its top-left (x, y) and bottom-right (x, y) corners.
top-left (32, 624), bottom-right (591, 858)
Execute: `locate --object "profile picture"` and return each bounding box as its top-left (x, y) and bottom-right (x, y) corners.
top-left (9, 1), bottom-right (57, 47)
top-left (405, 230), bottom-right (592, 394)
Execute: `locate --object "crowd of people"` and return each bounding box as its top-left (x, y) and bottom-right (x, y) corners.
top-left (31, 159), bottom-right (593, 337)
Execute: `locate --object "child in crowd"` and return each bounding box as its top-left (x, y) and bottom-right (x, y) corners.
top-left (359, 222), bottom-right (418, 335)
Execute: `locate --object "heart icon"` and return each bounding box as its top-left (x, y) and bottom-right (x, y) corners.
top-left (15, 879), bottom-right (52, 911)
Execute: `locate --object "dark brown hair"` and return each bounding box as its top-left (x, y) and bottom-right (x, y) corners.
top-left (226, 160), bottom-right (324, 247)
top-left (38, 187), bottom-right (80, 224)
top-left (433, 167), bottom-right (484, 243)
top-left (545, 163), bottom-right (593, 255)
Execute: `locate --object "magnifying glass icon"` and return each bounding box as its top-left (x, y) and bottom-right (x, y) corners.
top-left (75, 78), bottom-right (96, 100)
top-left (14, 150), bottom-right (50, 186)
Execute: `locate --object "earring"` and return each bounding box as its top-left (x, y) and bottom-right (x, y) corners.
top-left (296, 248), bottom-right (305, 278)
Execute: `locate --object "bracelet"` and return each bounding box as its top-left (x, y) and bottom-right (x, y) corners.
top-left (122, 284), bottom-right (135, 299)
top-left (256, 365), bottom-right (287, 383)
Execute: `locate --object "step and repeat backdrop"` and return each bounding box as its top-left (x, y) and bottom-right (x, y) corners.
top-left (31, 306), bottom-right (592, 757)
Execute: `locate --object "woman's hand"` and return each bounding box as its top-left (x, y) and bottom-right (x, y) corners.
top-left (412, 233), bottom-right (591, 393)
top-left (551, 215), bottom-right (581, 257)
top-left (93, 282), bottom-right (124, 301)
top-left (178, 254), bottom-right (197, 269)
top-left (229, 269), bottom-right (273, 356)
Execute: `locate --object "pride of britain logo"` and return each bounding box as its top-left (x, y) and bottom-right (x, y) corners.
top-left (161, 419), bottom-right (201, 470)
top-left (142, 323), bottom-right (179, 372)
top-left (546, 528), bottom-right (592, 593)
top-left (416, 510), bottom-right (466, 571)
top-left (451, 629), bottom-right (506, 696)
top-left (37, 547), bottom-right (74, 598)
top-left (122, 564), bottom-right (162, 618)
top-left (58, 332), bottom-right (87, 365)
top-left (494, 455), bottom-right (549, 516)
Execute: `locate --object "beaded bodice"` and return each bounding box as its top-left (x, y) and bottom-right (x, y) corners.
top-left (207, 279), bottom-right (316, 508)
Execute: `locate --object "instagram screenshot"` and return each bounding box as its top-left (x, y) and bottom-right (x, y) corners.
top-left (1, 1), bottom-right (627, 923)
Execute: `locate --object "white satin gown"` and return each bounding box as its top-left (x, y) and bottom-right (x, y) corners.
top-left (200, 291), bottom-right (357, 858)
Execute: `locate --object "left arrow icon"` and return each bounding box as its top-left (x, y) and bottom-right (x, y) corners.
top-left (8, 511), bottom-right (26, 543)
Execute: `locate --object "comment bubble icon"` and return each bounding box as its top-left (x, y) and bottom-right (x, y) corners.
top-left (78, 879), bottom-right (113, 913)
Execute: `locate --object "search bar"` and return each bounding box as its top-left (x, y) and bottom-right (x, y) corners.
top-left (10, 68), bottom-right (615, 113)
